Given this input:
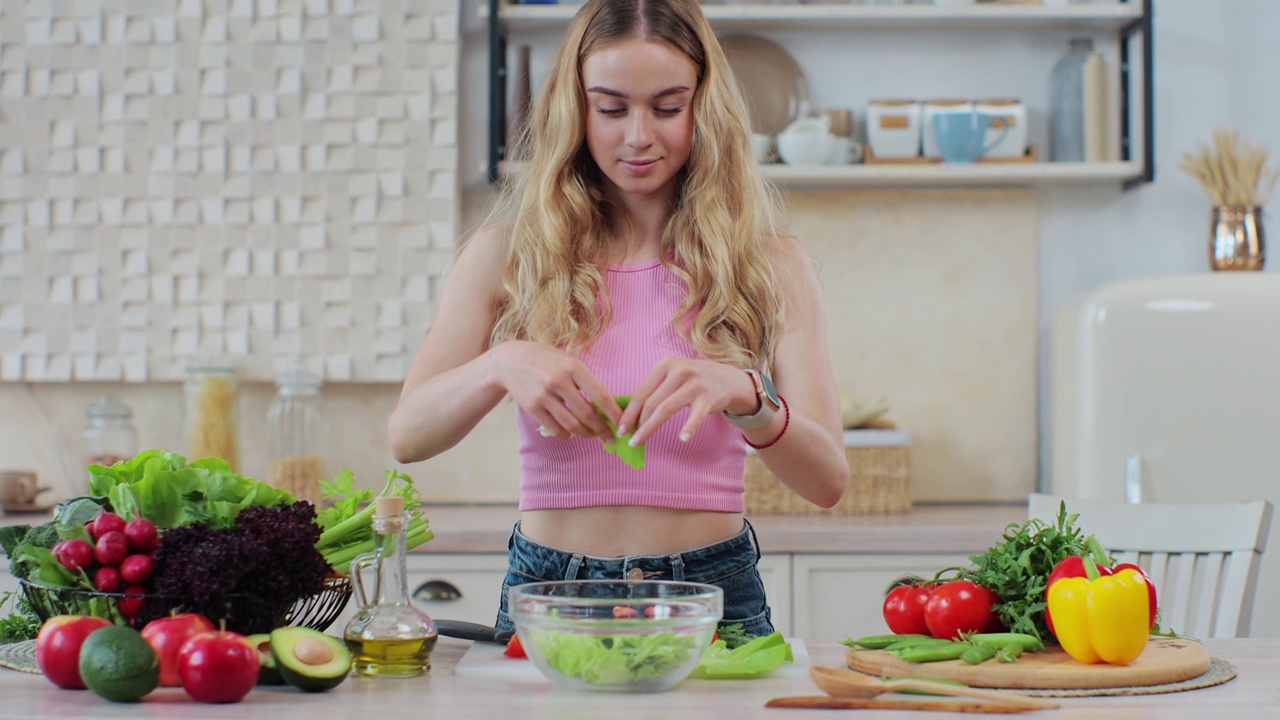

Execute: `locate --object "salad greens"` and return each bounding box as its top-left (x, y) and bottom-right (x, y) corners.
top-left (315, 469), bottom-right (433, 571)
top-left (600, 395), bottom-right (645, 470)
top-left (528, 629), bottom-right (699, 685)
top-left (689, 631), bottom-right (793, 679)
top-left (87, 450), bottom-right (293, 529)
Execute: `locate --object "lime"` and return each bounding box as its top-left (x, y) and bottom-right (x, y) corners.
top-left (78, 625), bottom-right (160, 703)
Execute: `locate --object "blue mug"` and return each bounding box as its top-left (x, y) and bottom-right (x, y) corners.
top-left (932, 111), bottom-right (1010, 164)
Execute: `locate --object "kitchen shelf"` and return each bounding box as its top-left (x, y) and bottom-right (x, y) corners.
top-left (500, 160), bottom-right (1145, 188)
top-left (485, 3), bottom-right (1145, 33)
top-left (485, 0), bottom-right (1153, 188)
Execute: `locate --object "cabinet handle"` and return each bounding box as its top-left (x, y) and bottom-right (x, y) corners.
top-left (414, 579), bottom-right (462, 602)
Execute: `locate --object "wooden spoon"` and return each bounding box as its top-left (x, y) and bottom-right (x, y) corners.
top-left (809, 666), bottom-right (1060, 710)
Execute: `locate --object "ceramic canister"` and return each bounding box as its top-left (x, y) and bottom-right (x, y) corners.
top-left (866, 99), bottom-right (921, 160)
top-left (922, 99), bottom-right (972, 159)
top-left (974, 98), bottom-right (1027, 159)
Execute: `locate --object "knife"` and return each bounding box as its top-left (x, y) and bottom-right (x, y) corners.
top-left (434, 619), bottom-right (514, 645)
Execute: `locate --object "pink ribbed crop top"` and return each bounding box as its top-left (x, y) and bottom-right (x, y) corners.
top-left (516, 258), bottom-right (746, 512)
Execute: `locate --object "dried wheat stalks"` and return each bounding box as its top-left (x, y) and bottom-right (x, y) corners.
top-left (1179, 129), bottom-right (1278, 207)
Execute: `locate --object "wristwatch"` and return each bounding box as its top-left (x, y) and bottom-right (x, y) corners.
top-left (723, 369), bottom-right (781, 431)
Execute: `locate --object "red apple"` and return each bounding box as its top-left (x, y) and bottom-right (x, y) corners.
top-left (35, 615), bottom-right (113, 689)
top-left (178, 629), bottom-right (259, 703)
top-left (123, 517), bottom-right (159, 554)
top-left (141, 613), bottom-right (216, 687)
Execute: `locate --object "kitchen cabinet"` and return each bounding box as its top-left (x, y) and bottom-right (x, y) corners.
top-left (340, 549), bottom-right (956, 640)
top-left (373, 552), bottom-right (794, 635)
top-left (482, 0), bottom-right (1153, 189)
top-left (791, 552), bottom-right (971, 640)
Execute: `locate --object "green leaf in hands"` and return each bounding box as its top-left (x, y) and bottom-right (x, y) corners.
top-left (599, 395), bottom-right (645, 470)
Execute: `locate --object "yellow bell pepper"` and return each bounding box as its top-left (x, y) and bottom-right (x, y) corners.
top-left (1046, 562), bottom-right (1150, 665)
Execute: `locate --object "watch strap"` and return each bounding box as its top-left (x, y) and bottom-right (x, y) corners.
top-left (723, 369), bottom-right (779, 431)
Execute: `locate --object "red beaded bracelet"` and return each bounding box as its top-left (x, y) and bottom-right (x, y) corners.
top-left (744, 396), bottom-right (789, 450)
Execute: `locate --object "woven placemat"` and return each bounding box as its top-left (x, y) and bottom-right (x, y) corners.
top-left (1018, 657), bottom-right (1237, 698)
top-left (0, 640), bottom-right (40, 675)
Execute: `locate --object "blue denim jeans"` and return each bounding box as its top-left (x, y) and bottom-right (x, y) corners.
top-left (495, 520), bottom-right (775, 637)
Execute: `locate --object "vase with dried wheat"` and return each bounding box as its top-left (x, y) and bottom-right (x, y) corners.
top-left (1180, 129), bottom-right (1278, 271)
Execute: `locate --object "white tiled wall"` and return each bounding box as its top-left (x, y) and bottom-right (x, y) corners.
top-left (0, 0), bottom-right (460, 383)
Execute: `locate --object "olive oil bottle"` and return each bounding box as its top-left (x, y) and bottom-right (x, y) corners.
top-left (343, 496), bottom-right (438, 677)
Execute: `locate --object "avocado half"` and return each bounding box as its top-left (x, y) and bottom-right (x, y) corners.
top-left (246, 633), bottom-right (285, 685)
top-left (268, 627), bottom-right (352, 692)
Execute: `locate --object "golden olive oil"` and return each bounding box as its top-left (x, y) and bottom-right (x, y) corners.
top-left (345, 634), bottom-right (438, 677)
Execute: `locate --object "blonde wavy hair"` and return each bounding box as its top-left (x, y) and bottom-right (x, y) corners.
top-left (488, 0), bottom-right (786, 370)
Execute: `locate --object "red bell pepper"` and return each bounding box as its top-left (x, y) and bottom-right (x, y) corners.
top-left (1045, 536), bottom-right (1157, 637)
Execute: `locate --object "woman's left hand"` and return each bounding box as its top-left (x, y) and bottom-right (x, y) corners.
top-left (619, 357), bottom-right (756, 445)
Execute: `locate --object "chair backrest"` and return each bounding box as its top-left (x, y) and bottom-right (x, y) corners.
top-left (1028, 494), bottom-right (1274, 638)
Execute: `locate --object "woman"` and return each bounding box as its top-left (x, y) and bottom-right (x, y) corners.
top-left (388, 0), bottom-right (847, 635)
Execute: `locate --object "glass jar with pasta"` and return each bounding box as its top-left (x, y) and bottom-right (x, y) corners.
top-left (183, 357), bottom-right (240, 471)
top-left (267, 359), bottom-right (326, 507)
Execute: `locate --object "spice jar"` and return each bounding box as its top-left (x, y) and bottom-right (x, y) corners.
top-left (183, 357), bottom-right (240, 469)
top-left (268, 360), bottom-right (326, 507)
top-left (82, 393), bottom-right (139, 469)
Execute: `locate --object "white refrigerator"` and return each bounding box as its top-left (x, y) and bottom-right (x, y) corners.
top-left (1049, 273), bottom-right (1280, 637)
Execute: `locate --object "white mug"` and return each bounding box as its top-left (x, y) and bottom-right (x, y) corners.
top-left (827, 137), bottom-right (865, 165)
top-left (750, 133), bottom-right (774, 164)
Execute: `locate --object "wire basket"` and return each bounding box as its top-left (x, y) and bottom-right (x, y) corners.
top-left (20, 576), bottom-right (352, 636)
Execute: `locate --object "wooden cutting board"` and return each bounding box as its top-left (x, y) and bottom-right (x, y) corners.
top-left (847, 638), bottom-right (1211, 690)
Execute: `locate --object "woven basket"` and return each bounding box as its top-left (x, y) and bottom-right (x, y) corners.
top-left (744, 429), bottom-right (912, 515)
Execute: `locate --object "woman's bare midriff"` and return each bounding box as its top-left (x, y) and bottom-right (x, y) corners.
top-left (519, 507), bottom-right (745, 557)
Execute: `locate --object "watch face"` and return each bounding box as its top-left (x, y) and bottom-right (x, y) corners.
top-left (758, 371), bottom-right (780, 408)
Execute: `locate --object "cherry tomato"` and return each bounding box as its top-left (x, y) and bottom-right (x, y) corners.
top-left (503, 633), bottom-right (526, 659)
top-left (882, 583), bottom-right (933, 636)
top-left (923, 580), bottom-right (1000, 640)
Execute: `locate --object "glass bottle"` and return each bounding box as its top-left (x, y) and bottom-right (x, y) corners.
top-left (1049, 37), bottom-right (1096, 162)
top-left (267, 360), bottom-right (326, 507)
top-left (344, 496), bottom-right (438, 677)
top-left (82, 393), bottom-right (139, 474)
top-left (183, 357), bottom-right (240, 469)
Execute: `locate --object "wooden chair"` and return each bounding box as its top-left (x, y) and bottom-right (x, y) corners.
top-left (1027, 494), bottom-right (1274, 638)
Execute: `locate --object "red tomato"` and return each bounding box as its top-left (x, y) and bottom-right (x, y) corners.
top-left (503, 633), bottom-right (526, 659)
top-left (882, 584), bottom-right (933, 635)
top-left (141, 613), bottom-right (216, 687)
top-left (923, 580), bottom-right (1000, 640)
top-left (178, 629), bottom-right (259, 703)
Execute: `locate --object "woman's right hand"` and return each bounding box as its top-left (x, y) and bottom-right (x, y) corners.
top-left (489, 341), bottom-right (621, 442)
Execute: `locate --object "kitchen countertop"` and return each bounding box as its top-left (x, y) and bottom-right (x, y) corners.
top-left (0, 637), bottom-right (1272, 719)
top-left (415, 502), bottom-right (1028, 554)
top-left (0, 503), bottom-right (1028, 555)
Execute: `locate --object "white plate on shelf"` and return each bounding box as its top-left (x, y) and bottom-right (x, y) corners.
top-left (0, 500), bottom-right (55, 515)
top-left (719, 35), bottom-right (811, 137)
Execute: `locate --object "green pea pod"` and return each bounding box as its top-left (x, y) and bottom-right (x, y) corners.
top-left (998, 643), bottom-right (1024, 663)
top-left (885, 637), bottom-right (953, 652)
top-left (966, 632), bottom-right (1045, 653)
top-left (895, 642), bottom-right (970, 663)
top-left (845, 634), bottom-right (934, 650)
top-left (961, 643), bottom-right (997, 665)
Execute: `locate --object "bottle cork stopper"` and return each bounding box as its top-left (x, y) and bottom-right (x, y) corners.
top-left (375, 495), bottom-right (404, 517)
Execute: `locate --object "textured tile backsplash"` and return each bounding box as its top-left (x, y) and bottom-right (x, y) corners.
top-left (0, 0), bottom-right (460, 383)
